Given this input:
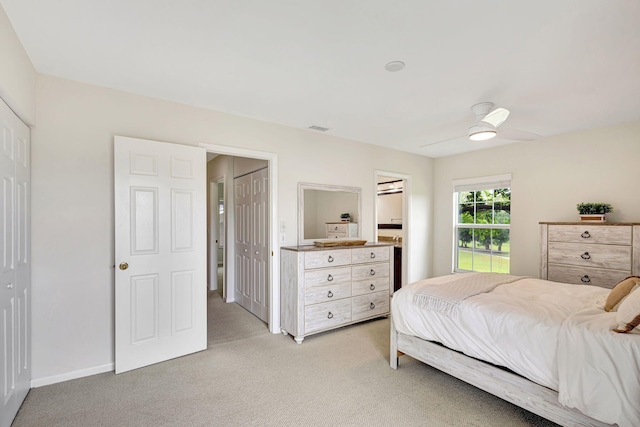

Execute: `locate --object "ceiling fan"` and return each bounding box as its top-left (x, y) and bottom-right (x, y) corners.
top-left (421, 102), bottom-right (540, 148)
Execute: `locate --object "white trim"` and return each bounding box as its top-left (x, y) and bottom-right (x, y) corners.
top-left (31, 364), bottom-right (114, 388)
top-left (452, 173), bottom-right (512, 193)
top-left (374, 170), bottom-right (411, 288)
top-left (199, 143), bottom-right (280, 334)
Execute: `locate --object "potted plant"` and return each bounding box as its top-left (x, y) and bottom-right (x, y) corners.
top-left (576, 203), bottom-right (613, 222)
top-left (340, 213), bottom-right (351, 223)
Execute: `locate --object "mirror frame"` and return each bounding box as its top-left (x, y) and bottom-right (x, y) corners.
top-left (298, 182), bottom-right (362, 245)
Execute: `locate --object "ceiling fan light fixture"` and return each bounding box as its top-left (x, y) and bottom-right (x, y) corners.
top-left (468, 123), bottom-right (497, 141)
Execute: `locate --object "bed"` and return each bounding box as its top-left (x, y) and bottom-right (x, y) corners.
top-left (390, 272), bottom-right (640, 427)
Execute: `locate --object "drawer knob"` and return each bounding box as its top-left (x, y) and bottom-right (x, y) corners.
top-left (580, 252), bottom-right (591, 260)
top-left (327, 290), bottom-right (333, 298)
top-left (370, 269), bottom-right (376, 276)
top-left (370, 252), bottom-right (376, 259)
top-left (328, 255), bottom-right (334, 263)
top-left (581, 231), bottom-right (591, 239)
top-left (581, 275), bottom-right (591, 283)
top-left (370, 302), bottom-right (375, 309)
top-left (327, 274), bottom-right (333, 282)
top-left (370, 284), bottom-right (375, 290)
top-left (327, 312), bottom-right (334, 319)
top-left (334, 226), bottom-right (338, 231)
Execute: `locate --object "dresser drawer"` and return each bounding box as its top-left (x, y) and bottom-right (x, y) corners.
top-left (548, 242), bottom-right (631, 270)
top-left (304, 249), bottom-right (351, 269)
top-left (326, 223), bottom-right (349, 234)
top-left (352, 277), bottom-right (390, 296)
top-left (548, 264), bottom-right (629, 289)
top-left (305, 299), bottom-right (352, 333)
top-left (352, 246), bottom-right (390, 264)
top-left (352, 291), bottom-right (389, 321)
top-left (305, 283), bottom-right (351, 305)
top-left (304, 266), bottom-right (351, 287)
top-left (326, 232), bottom-right (347, 238)
top-left (352, 262), bottom-right (389, 281)
top-left (548, 225), bottom-right (631, 245)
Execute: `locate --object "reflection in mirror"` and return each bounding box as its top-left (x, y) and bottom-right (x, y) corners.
top-left (298, 183), bottom-right (361, 245)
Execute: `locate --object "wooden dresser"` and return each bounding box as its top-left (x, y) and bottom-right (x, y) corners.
top-left (540, 222), bottom-right (640, 288)
top-left (280, 243), bottom-right (393, 343)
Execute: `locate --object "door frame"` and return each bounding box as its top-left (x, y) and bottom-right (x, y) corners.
top-left (374, 170), bottom-right (411, 289)
top-left (200, 143), bottom-right (280, 334)
top-left (209, 177), bottom-right (222, 292)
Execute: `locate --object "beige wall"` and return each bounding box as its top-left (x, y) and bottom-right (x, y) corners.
top-left (432, 121), bottom-right (640, 278)
top-left (0, 5), bottom-right (36, 124)
top-left (31, 74), bottom-right (434, 382)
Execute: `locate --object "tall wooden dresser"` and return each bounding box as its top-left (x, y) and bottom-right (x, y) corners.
top-left (540, 222), bottom-right (640, 289)
top-left (280, 243), bottom-right (393, 343)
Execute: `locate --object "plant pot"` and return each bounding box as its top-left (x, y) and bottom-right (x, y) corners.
top-left (579, 214), bottom-right (606, 222)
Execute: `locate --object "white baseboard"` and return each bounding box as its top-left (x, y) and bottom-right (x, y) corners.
top-left (31, 363), bottom-right (114, 388)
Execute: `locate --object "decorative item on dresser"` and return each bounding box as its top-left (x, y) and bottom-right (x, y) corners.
top-left (325, 222), bottom-right (358, 238)
top-left (540, 222), bottom-right (640, 288)
top-left (576, 202), bottom-right (613, 222)
top-left (280, 243), bottom-right (393, 343)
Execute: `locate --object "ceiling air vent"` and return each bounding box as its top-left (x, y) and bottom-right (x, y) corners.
top-left (308, 125), bottom-right (330, 132)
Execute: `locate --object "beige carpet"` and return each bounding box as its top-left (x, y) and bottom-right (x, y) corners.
top-left (13, 292), bottom-right (558, 426)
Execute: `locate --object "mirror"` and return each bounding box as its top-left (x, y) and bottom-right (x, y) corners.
top-left (298, 183), bottom-right (361, 245)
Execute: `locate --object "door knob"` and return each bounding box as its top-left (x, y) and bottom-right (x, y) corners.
top-left (119, 262), bottom-right (129, 271)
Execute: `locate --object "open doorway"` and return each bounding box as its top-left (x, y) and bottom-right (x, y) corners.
top-left (209, 178), bottom-right (225, 296)
top-left (203, 144), bottom-right (279, 333)
top-left (374, 171), bottom-right (410, 291)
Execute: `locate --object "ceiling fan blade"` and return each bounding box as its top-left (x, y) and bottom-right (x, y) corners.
top-left (481, 107), bottom-right (510, 128)
top-left (497, 128), bottom-right (541, 141)
top-left (420, 134), bottom-right (466, 148)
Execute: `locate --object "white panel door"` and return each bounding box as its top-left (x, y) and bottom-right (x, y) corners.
top-left (251, 168), bottom-right (269, 322)
top-left (234, 174), bottom-right (251, 311)
top-left (0, 98), bottom-right (30, 427)
top-left (114, 136), bottom-right (206, 374)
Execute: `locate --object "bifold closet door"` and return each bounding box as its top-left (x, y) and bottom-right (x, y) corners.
top-left (250, 168), bottom-right (268, 322)
top-left (1, 98), bottom-right (31, 427)
top-left (234, 173), bottom-right (252, 311)
top-left (233, 168), bottom-right (269, 322)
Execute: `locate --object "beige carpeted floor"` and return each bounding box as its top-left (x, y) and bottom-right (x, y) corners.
top-left (13, 291), bottom-right (558, 426)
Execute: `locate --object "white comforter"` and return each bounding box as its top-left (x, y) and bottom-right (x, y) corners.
top-left (392, 273), bottom-right (640, 426)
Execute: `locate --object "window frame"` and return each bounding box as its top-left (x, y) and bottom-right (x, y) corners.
top-left (452, 174), bottom-right (511, 274)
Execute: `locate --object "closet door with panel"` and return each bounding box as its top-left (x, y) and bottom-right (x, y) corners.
top-left (1, 98), bottom-right (31, 427)
top-left (234, 168), bottom-right (269, 322)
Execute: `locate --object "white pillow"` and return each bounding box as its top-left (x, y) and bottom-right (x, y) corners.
top-left (614, 286), bottom-right (640, 334)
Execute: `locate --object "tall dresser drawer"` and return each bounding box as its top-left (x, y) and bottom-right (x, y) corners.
top-left (304, 266), bottom-right (351, 287)
top-left (305, 283), bottom-right (351, 305)
top-left (352, 263), bottom-right (389, 281)
top-left (548, 242), bottom-right (631, 270)
top-left (548, 264), bottom-right (629, 289)
top-left (304, 249), bottom-right (351, 269)
top-left (352, 246), bottom-right (390, 264)
top-left (305, 299), bottom-right (352, 333)
top-left (352, 277), bottom-right (390, 296)
top-left (352, 291), bottom-right (390, 321)
top-left (548, 225), bottom-right (631, 245)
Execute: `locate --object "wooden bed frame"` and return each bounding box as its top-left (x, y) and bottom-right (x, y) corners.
top-left (389, 316), bottom-right (611, 427)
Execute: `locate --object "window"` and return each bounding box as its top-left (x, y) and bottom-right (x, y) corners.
top-left (453, 174), bottom-right (511, 273)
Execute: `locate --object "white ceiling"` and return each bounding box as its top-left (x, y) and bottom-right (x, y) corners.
top-left (3, 0), bottom-right (640, 158)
